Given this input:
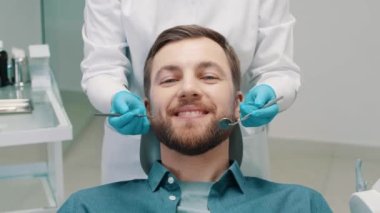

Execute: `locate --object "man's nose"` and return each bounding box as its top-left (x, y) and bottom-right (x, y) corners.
top-left (178, 77), bottom-right (202, 101)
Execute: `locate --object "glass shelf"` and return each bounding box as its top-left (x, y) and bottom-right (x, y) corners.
top-left (0, 88), bottom-right (58, 132)
top-left (0, 83), bottom-right (72, 212)
top-left (0, 84), bottom-right (71, 147)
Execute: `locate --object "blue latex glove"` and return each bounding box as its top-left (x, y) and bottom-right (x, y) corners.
top-left (108, 91), bottom-right (150, 135)
top-left (240, 84), bottom-right (279, 127)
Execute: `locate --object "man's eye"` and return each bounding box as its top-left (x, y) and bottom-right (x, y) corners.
top-left (161, 78), bottom-right (177, 84)
top-left (202, 75), bottom-right (219, 81)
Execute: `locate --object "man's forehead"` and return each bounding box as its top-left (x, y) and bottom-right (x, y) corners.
top-left (151, 37), bottom-right (230, 73)
top-left (155, 37), bottom-right (223, 55)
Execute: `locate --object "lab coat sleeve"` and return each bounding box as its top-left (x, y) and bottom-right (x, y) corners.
top-left (81, 0), bottom-right (131, 113)
top-left (246, 0), bottom-right (301, 111)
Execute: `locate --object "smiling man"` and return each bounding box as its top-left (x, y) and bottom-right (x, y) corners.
top-left (59, 25), bottom-right (331, 213)
top-left (145, 28), bottom-right (242, 177)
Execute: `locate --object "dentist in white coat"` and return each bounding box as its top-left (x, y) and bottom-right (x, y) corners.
top-left (82, 0), bottom-right (300, 184)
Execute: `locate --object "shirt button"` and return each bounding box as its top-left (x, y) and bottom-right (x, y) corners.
top-left (168, 177), bottom-right (174, 184)
top-left (169, 195), bottom-right (176, 201)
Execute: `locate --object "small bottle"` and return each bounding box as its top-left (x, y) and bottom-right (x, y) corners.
top-left (0, 40), bottom-right (9, 87)
top-left (11, 48), bottom-right (29, 87)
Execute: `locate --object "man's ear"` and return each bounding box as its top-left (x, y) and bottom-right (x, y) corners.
top-left (234, 91), bottom-right (243, 119)
top-left (144, 98), bottom-right (151, 116)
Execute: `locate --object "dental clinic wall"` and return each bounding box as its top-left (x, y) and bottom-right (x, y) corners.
top-left (0, 0), bottom-right (42, 52)
top-left (43, 0), bottom-right (85, 92)
top-left (270, 0), bottom-right (380, 147)
top-left (37, 0), bottom-right (380, 147)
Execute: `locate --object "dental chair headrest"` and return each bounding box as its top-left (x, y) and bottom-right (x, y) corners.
top-left (140, 125), bottom-right (243, 175)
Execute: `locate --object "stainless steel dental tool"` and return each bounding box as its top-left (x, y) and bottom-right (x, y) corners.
top-left (94, 84), bottom-right (152, 118)
top-left (218, 96), bottom-right (284, 129)
top-left (94, 113), bottom-right (150, 118)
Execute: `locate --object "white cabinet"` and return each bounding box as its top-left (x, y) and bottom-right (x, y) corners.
top-left (0, 85), bottom-right (72, 212)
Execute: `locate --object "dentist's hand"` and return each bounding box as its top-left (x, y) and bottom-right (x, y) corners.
top-left (108, 91), bottom-right (150, 135)
top-left (240, 84), bottom-right (279, 127)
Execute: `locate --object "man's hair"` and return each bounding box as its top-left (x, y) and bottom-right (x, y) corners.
top-left (143, 25), bottom-right (240, 96)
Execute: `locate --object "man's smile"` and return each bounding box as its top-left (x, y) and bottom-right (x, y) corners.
top-left (177, 110), bottom-right (206, 118)
top-left (171, 104), bottom-right (212, 120)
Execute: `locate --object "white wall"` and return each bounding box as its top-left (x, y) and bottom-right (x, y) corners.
top-left (43, 0), bottom-right (84, 92)
top-left (0, 0), bottom-right (42, 51)
top-left (270, 0), bottom-right (380, 147)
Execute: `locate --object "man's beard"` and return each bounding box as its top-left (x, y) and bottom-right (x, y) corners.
top-left (150, 102), bottom-right (233, 156)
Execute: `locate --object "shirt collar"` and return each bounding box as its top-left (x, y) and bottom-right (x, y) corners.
top-left (148, 161), bottom-right (170, 192)
top-left (223, 160), bottom-right (246, 194)
top-left (147, 160), bottom-right (246, 194)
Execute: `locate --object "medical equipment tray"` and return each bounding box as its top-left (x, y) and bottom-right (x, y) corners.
top-left (0, 99), bottom-right (33, 114)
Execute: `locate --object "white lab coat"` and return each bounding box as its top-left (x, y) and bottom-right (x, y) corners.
top-left (81, 0), bottom-right (300, 184)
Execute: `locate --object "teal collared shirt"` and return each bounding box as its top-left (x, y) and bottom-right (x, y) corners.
top-left (59, 161), bottom-right (332, 213)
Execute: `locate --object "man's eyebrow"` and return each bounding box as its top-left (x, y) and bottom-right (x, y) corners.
top-left (154, 62), bottom-right (225, 81)
top-left (196, 61), bottom-right (225, 76)
top-left (155, 65), bottom-right (181, 81)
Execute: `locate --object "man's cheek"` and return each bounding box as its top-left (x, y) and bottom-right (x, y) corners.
top-left (149, 100), bottom-right (162, 116)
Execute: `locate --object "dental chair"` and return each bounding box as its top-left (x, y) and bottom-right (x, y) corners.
top-left (139, 125), bottom-right (243, 175)
top-left (349, 159), bottom-right (380, 213)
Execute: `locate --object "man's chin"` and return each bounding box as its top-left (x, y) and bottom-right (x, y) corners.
top-left (178, 121), bottom-right (205, 130)
top-left (172, 127), bottom-right (207, 141)
top-left (161, 130), bottom-right (229, 156)
top-left (151, 114), bottom-right (231, 156)
top-left (166, 126), bottom-right (228, 156)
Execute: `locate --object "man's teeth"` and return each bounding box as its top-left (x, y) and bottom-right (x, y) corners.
top-left (178, 111), bottom-right (204, 117)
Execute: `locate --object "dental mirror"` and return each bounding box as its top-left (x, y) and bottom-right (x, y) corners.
top-left (218, 96), bottom-right (283, 129)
